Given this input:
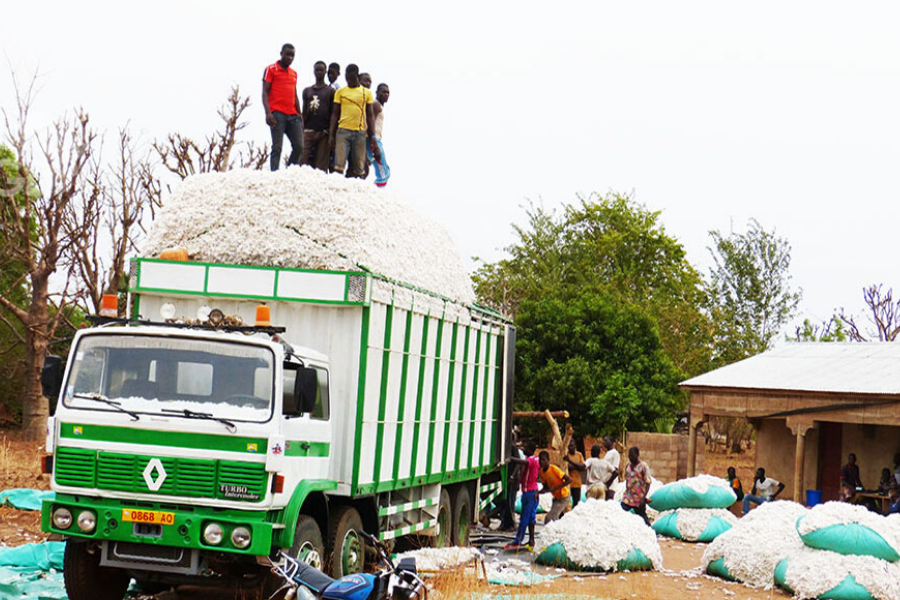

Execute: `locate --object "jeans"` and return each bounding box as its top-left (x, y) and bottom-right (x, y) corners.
top-left (366, 136), bottom-right (390, 186)
top-left (514, 490), bottom-right (537, 545)
top-left (742, 494), bottom-right (771, 514)
top-left (333, 128), bottom-right (367, 177)
top-left (301, 130), bottom-right (330, 171)
top-left (270, 112), bottom-right (303, 171)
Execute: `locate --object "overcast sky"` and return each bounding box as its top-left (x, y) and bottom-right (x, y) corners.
top-left (4, 1), bottom-right (900, 337)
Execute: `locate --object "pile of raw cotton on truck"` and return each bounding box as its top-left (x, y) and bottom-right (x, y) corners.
top-left (648, 474), bottom-right (737, 542)
top-left (533, 499), bottom-right (662, 572)
top-left (704, 501), bottom-right (900, 600)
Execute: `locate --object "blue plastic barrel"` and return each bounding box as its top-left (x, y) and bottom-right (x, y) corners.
top-left (806, 490), bottom-right (823, 507)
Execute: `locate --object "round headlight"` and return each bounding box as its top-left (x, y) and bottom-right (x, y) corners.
top-left (76, 510), bottom-right (96, 533)
top-left (231, 526), bottom-right (252, 549)
top-left (52, 507), bottom-right (73, 530)
top-left (203, 523), bottom-right (224, 545)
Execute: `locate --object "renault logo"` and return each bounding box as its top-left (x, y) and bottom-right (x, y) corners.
top-left (143, 458), bottom-right (167, 491)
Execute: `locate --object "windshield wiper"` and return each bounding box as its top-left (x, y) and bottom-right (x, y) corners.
top-left (71, 393), bottom-right (140, 421)
top-left (161, 408), bottom-right (236, 432)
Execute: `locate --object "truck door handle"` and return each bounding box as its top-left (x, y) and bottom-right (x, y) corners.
top-left (301, 443), bottom-right (310, 450)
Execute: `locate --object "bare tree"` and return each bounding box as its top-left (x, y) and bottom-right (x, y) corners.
top-left (837, 284), bottom-right (900, 342)
top-left (67, 127), bottom-right (160, 313)
top-left (0, 73), bottom-right (96, 439)
top-left (153, 85), bottom-right (268, 180)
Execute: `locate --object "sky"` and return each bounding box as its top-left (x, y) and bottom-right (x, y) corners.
top-left (3, 1), bottom-right (900, 338)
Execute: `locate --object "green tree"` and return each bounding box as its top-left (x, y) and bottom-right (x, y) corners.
top-left (787, 317), bottom-right (848, 342)
top-left (706, 219), bottom-right (802, 364)
top-left (515, 290), bottom-right (682, 439)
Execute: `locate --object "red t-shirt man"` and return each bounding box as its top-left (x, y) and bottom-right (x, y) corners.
top-left (262, 43), bottom-right (303, 171)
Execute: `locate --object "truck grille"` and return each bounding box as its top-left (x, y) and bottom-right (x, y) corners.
top-left (55, 447), bottom-right (266, 501)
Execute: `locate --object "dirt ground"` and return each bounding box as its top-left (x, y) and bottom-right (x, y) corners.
top-left (1, 428), bottom-right (780, 599)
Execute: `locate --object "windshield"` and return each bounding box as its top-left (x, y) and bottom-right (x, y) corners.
top-left (64, 334), bottom-right (275, 422)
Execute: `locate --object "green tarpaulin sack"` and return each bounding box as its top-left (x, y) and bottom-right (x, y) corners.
top-left (0, 542), bottom-right (65, 570)
top-left (705, 556), bottom-right (737, 581)
top-left (652, 510), bottom-right (734, 543)
top-left (797, 515), bottom-right (900, 562)
top-left (648, 479), bottom-right (736, 511)
top-left (774, 558), bottom-right (877, 600)
top-left (0, 488), bottom-right (55, 511)
top-left (535, 542), bottom-right (653, 573)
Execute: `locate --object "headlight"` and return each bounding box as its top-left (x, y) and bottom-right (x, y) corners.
top-left (76, 510), bottom-right (96, 533)
top-left (231, 526), bottom-right (252, 549)
top-left (203, 523), bottom-right (224, 545)
top-left (52, 507), bottom-right (73, 530)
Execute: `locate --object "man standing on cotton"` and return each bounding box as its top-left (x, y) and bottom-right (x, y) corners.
top-left (329, 64), bottom-right (379, 178)
top-left (328, 62), bottom-right (341, 90)
top-left (367, 82), bottom-right (391, 187)
top-left (262, 44), bottom-right (303, 171)
top-left (301, 61), bottom-right (334, 171)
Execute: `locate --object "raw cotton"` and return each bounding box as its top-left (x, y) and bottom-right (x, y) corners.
top-left (702, 500), bottom-right (808, 589)
top-left (534, 499), bottom-right (662, 571)
top-left (142, 167), bottom-right (476, 303)
top-left (394, 547), bottom-right (481, 571)
top-left (681, 474), bottom-right (733, 494)
top-left (797, 501), bottom-right (900, 554)
top-left (778, 545), bottom-right (900, 600)
top-left (655, 508), bottom-right (737, 541)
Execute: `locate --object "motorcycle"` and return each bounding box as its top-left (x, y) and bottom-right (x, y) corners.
top-left (268, 530), bottom-right (427, 600)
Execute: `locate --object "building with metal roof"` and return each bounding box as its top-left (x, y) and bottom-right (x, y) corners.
top-left (680, 343), bottom-right (900, 506)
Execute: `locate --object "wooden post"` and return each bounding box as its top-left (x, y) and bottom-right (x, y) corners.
top-left (787, 417), bottom-right (815, 504)
top-left (687, 415), bottom-right (706, 477)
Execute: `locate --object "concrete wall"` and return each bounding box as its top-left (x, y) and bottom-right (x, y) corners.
top-left (841, 424), bottom-right (900, 489)
top-left (625, 432), bottom-right (705, 483)
top-left (754, 419), bottom-right (818, 500)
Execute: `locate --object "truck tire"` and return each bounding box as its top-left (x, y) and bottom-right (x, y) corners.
top-left (435, 488), bottom-right (452, 548)
top-left (452, 486), bottom-right (472, 546)
top-left (289, 515), bottom-right (326, 571)
top-left (328, 505), bottom-right (364, 578)
top-left (63, 541), bottom-right (130, 600)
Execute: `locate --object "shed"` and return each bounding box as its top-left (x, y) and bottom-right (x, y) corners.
top-left (680, 343), bottom-right (900, 503)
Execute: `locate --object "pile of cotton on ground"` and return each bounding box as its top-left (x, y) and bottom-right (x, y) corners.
top-left (702, 500), bottom-right (807, 588)
top-left (534, 499), bottom-right (662, 572)
top-left (142, 167), bottom-right (476, 303)
top-left (394, 546), bottom-right (481, 571)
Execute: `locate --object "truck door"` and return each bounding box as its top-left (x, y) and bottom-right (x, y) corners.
top-left (282, 365), bottom-right (332, 481)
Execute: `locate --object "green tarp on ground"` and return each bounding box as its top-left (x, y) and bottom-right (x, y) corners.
top-left (0, 489), bottom-right (55, 512)
top-left (797, 518), bottom-right (900, 562)
top-left (774, 558), bottom-right (877, 600)
top-left (0, 543), bottom-right (67, 600)
top-left (647, 482), bottom-right (735, 512)
top-left (534, 542), bottom-right (653, 573)
top-left (705, 556), bottom-right (736, 581)
top-left (0, 543), bottom-right (65, 571)
top-left (652, 511), bottom-right (733, 543)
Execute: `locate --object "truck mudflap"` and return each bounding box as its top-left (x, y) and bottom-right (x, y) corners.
top-left (42, 494), bottom-right (273, 556)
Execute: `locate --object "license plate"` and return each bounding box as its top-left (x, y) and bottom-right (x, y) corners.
top-left (122, 509), bottom-right (175, 526)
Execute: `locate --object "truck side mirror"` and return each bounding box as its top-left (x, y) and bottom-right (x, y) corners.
top-left (41, 355), bottom-right (64, 415)
top-left (297, 368), bottom-right (318, 415)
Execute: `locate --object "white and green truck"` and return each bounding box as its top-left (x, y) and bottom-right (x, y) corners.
top-left (41, 257), bottom-right (514, 598)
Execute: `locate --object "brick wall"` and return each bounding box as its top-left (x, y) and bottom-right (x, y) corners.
top-left (624, 432), bottom-right (705, 483)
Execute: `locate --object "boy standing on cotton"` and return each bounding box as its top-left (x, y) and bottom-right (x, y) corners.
top-left (329, 64), bottom-right (380, 178)
top-left (262, 44), bottom-right (303, 171)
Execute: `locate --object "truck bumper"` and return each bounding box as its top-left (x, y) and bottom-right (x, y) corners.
top-left (41, 493), bottom-right (273, 556)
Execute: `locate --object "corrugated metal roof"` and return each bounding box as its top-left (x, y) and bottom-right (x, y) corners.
top-left (680, 343), bottom-right (900, 395)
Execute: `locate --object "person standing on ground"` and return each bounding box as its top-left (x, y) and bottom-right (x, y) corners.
top-left (328, 62), bottom-right (341, 90)
top-left (840, 453), bottom-right (864, 490)
top-left (538, 451), bottom-right (572, 524)
top-left (300, 61), bottom-right (335, 172)
top-left (329, 64), bottom-right (379, 178)
top-left (584, 444), bottom-right (615, 500)
top-left (602, 436), bottom-right (620, 500)
top-left (505, 441), bottom-right (539, 550)
top-left (367, 83), bottom-right (391, 187)
top-left (742, 467), bottom-right (785, 514)
top-left (563, 439), bottom-right (585, 507)
top-left (262, 44), bottom-right (303, 171)
top-left (621, 446), bottom-right (652, 525)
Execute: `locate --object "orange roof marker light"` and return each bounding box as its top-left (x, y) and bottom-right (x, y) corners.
top-left (100, 294), bottom-right (118, 318)
top-left (159, 247), bottom-right (189, 262)
top-left (255, 305), bottom-right (271, 327)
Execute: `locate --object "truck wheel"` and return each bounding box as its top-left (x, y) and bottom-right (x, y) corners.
top-left (328, 506), bottom-right (364, 578)
top-left (452, 486), bottom-right (472, 546)
top-left (290, 515), bottom-right (326, 571)
top-left (434, 488), bottom-right (452, 548)
top-left (63, 541), bottom-right (130, 600)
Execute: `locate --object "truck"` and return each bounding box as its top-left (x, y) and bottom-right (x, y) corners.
top-left (41, 256), bottom-right (515, 599)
